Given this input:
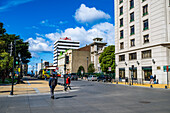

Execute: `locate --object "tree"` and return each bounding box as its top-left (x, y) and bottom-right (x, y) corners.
top-left (77, 66), bottom-right (85, 76)
top-left (99, 45), bottom-right (115, 73)
top-left (0, 22), bottom-right (32, 83)
top-left (88, 63), bottom-right (95, 73)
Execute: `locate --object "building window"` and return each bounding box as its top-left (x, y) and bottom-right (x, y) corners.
top-left (143, 19), bottom-right (149, 30)
top-left (120, 18), bottom-right (123, 27)
top-left (144, 34), bottom-right (149, 43)
top-left (130, 0), bottom-right (134, 9)
top-left (120, 6), bottom-right (123, 15)
top-left (142, 50), bottom-right (151, 59)
top-left (119, 68), bottom-right (125, 79)
top-left (120, 0), bottom-right (123, 4)
top-left (130, 25), bottom-right (135, 35)
top-left (130, 39), bottom-right (135, 47)
top-left (142, 0), bottom-right (146, 2)
top-left (143, 4), bottom-right (148, 16)
top-left (129, 52), bottom-right (137, 60)
top-left (120, 30), bottom-right (124, 39)
top-left (119, 55), bottom-right (125, 61)
top-left (130, 12), bottom-right (134, 22)
top-left (120, 42), bottom-right (124, 50)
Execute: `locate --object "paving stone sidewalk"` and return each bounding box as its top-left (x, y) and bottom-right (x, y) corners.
top-left (0, 77), bottom-right (63, 96)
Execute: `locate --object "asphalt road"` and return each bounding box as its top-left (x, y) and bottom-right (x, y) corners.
top-left (1, 77), bottom-right (170, 113)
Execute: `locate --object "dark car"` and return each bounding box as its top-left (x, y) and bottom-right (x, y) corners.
top-left (97, 75), bottom-right (112, 82)
top-left (70, 73), bottom-right (78, 80)
top-left (97, 75), bottom-right (106, 82)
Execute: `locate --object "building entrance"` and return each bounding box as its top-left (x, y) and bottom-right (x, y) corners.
top-left (142, 66), bottom-right (152, 81)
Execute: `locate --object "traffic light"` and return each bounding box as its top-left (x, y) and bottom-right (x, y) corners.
top-left (65, 55), bottom-right (69, 64)
top-left (16, 61), bottom-right (18, 65)
top-left (8, 42), bottom-right (13, 56)
top-left (132, 65), bottom-right (134, 71)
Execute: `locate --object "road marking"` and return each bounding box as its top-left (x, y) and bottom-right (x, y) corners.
top-left (33, 88), bottom-right (40, 93)
top-left (27, 81), bottom-right (31, 85)
top-left (5, 89), bottom-right (79, 97)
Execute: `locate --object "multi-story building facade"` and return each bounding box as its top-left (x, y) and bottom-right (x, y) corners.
top-left (53, 37), bottom-right (80, 66)
top-left (58, 45), bottom-right (91, 74)
top-left (115, 0), bottom-right (170, 84)
top-left (90, 38), bottom-right (107, 73)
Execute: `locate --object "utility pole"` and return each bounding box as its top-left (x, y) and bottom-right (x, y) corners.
top-left (41, 59), bottom-right (43, 77)
top-left (36, 63), bottom-right (37, 77)
top-left (57, 46), bottom-right (58, 67)
top-left (10, 40), bottom-right (16, 95)
top-left (33, 66), bottom-right (34, 76)
top-left (87, 57), bottom-right (88, 74)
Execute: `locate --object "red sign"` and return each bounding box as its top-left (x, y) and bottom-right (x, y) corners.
top-left (56, 67), bottom-right (58, 70)
top-left (167, 66), bottom-right (169, 72)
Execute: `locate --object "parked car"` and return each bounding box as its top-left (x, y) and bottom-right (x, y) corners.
top-left (87, 75), bottom-right (98, 81)
top-left (97, 75), bottom-right (106, 82)
top-left (70, 73), bottom-right (78, 80)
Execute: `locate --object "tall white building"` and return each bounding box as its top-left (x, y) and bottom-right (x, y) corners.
top-left (115, 0), bottom-right (170, 84)
top-left (53, 37), bottom-right (80, 66)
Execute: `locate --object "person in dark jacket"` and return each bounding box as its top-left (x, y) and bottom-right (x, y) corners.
top-left (66, 76), bottom-right (71, 90)
top-left (49, 74), bottom-right (57, 99)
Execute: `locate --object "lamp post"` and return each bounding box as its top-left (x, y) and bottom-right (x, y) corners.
top-left (10, 40), bottom-right (16, 95)
top-left (41, 59), bottom-right (43, 77)
top-left (87, 57), bottom-right (88, 74)
top-left (36, 63), bottom-right (37, 77)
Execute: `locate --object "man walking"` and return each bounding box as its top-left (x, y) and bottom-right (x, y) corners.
top-left (49, 74), bottom-right (57, 99)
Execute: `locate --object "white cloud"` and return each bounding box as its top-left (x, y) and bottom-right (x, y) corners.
top-left (31, 52), bottom-right (40, 58)
top-left (0, 0), bottom-right (33, 12)
top-left (74, 4), bottom-right (111, 23)
top-left (45, 32), bottom-right (61, 42)
top-left (45, 22), bottom-right (115, 46)
top-left (40, 19), bottom-right (58, 28)
top-left (26, 37), bottom-right (53, 52)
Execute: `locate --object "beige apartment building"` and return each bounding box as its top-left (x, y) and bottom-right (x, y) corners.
top-left (90, 38), bottom-right (107, 73)
top-left (115, 0), bottom-right (170, 84)
top-left (58, 46), bottom-right (91, 74)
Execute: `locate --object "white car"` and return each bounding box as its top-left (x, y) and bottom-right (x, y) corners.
top-left (87, 75), bottom-right (97, 81)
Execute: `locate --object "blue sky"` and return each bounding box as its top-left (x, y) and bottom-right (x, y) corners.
top-left (0, 0), bottom-right (115, 73)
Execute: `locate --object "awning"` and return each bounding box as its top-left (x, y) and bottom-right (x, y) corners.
top-left (119, 68), bottom-right (125, 70)
top-left (142, 66), bottom-right (152, 70)
top-left (129, 67), bottom-right (137, 70)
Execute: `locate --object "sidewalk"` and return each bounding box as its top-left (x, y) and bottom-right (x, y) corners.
top-left (112, 81), bottom-right (170, 89)
top-left (0, 77), bottom-right (64, 96)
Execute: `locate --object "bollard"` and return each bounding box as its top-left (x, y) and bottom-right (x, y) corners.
top-left (150, 85), bottom-right (153, 88)
top-left (116, 81), bottom-right (118, 84)
top-left (165, 86), bottom-right (168, 89)
top-left (129, 83), bottom-right (131, 86)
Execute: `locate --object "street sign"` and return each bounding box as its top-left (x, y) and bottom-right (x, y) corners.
top-left (108, 67), bottom-right (111, 71)
top-left (163, 65), bottom-right (170, 72)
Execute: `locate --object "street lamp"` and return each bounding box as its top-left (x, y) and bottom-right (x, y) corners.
top-left (10, 40), bottom-right (16, 95)
top-left (41, 59), bottom-right (43, 78)
top-left (87, 57), bottom-right (88, 73)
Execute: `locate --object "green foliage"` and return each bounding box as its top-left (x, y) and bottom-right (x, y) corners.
top-left (0, 22), bottom-right (32, 82)
top-left (77, 66), bottom-right (85, 76)
top-left (88, 63), bottom-right (95, 73)
top-left (99, 45), bottom-right (115, 73)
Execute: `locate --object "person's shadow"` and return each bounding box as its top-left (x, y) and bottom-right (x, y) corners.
top-left (55, 95), bottom-right (77, 99)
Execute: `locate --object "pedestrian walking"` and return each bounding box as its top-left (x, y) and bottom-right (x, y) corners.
top-left (66, 76), bottom-right (71, 90)
top-left (150, 74), bottom-right (154, 84)
top-left (49, 74), bottom-right (57, 99)
top-left (153, 74), bottom-right (157, 84)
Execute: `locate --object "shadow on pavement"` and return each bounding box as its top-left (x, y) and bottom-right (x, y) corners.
top-left (55, 95), bottom-right (77, 99)
top-left (0, 90), bottom-right (11, 93)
